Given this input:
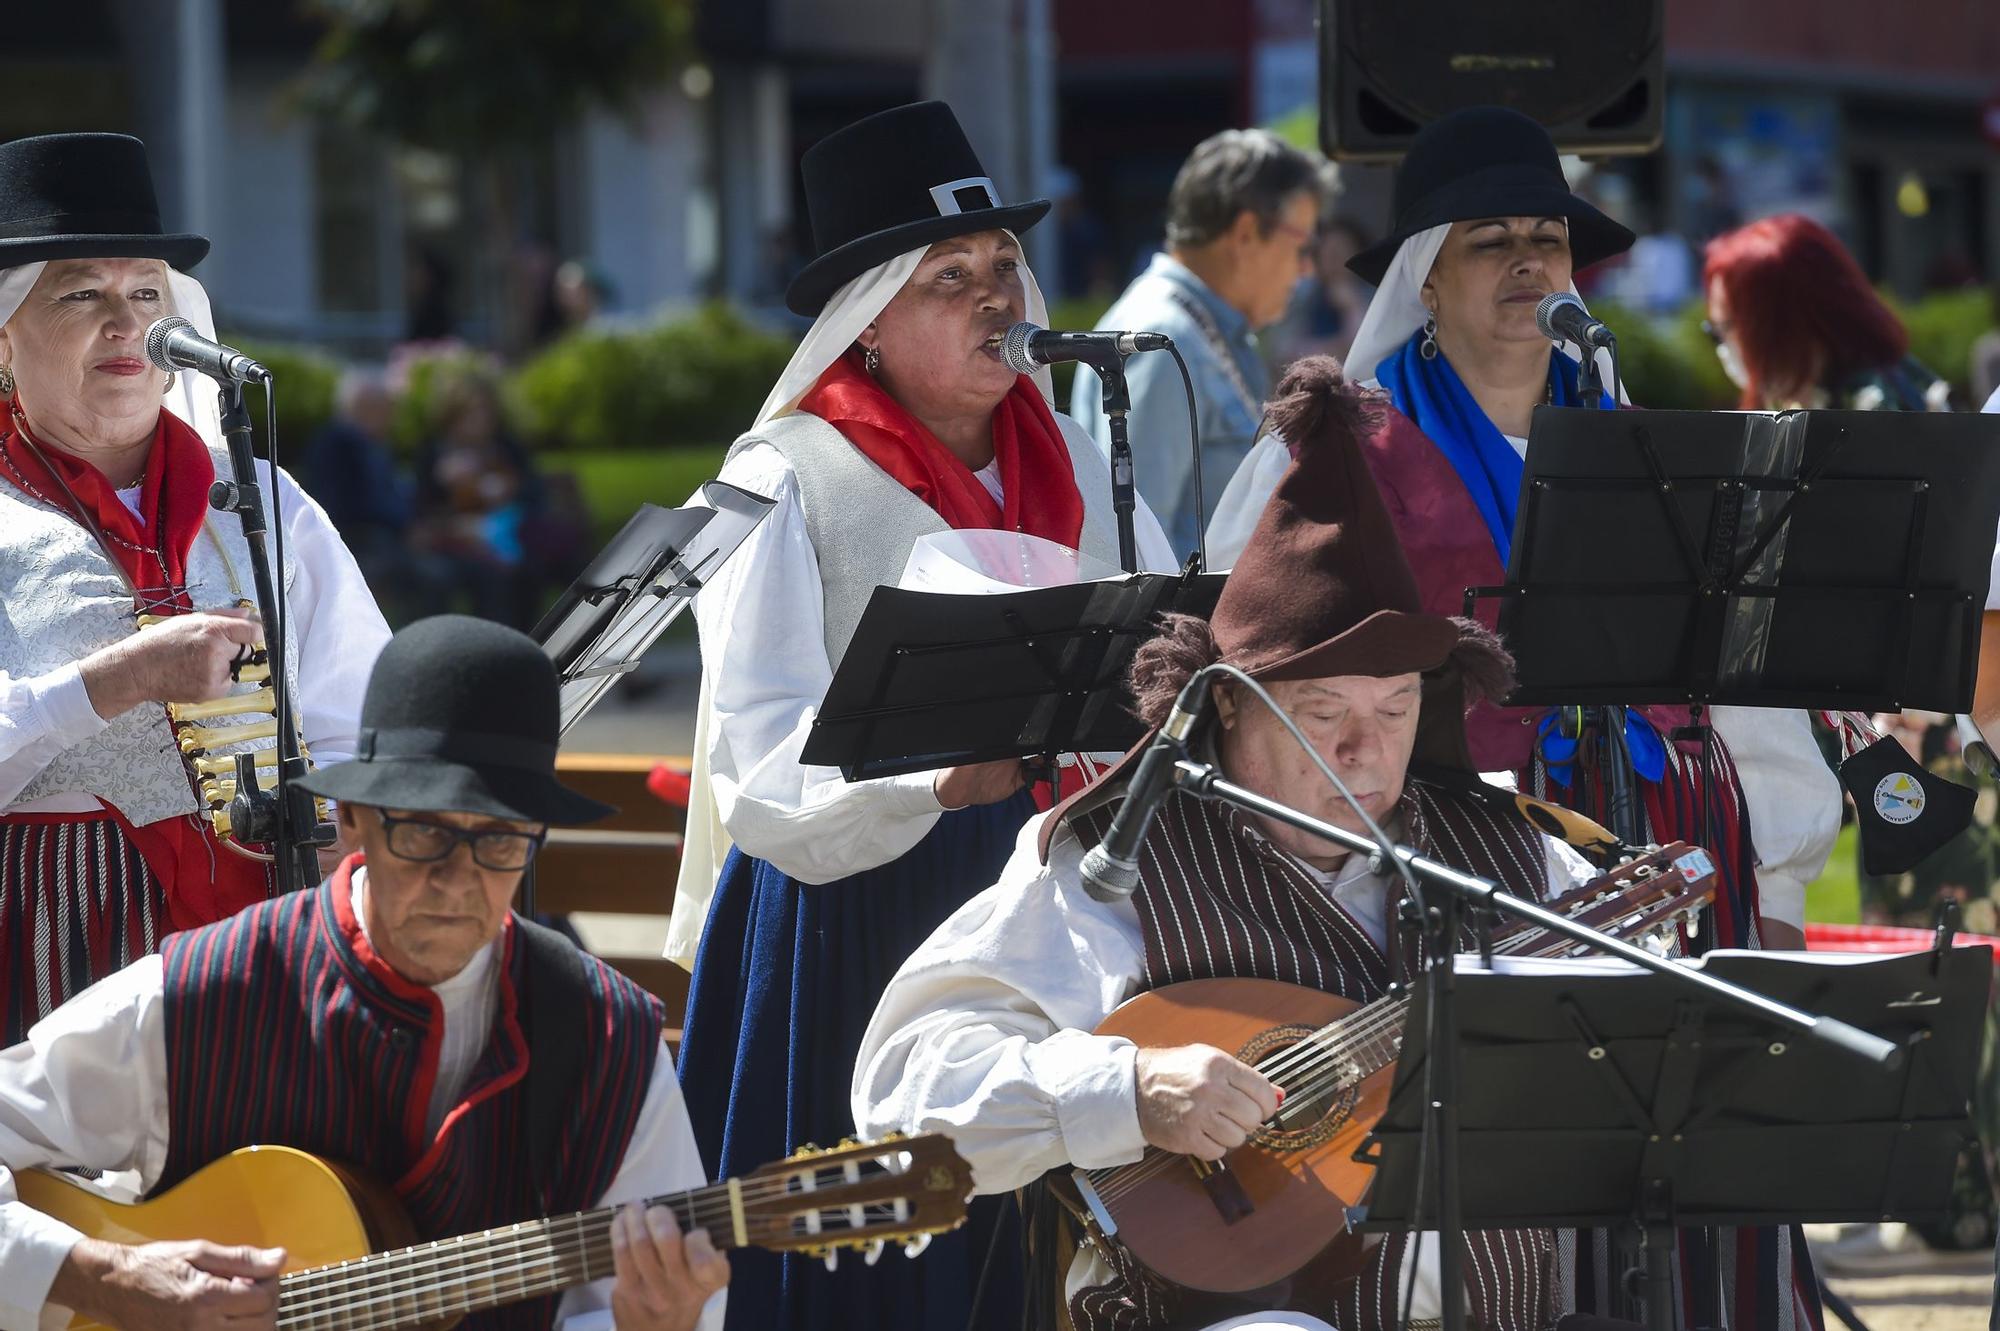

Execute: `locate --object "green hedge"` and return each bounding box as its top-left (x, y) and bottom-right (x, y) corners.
top-left (511, 303), bottom-right (795, 451)
top-left (225, 336), bottom-right (342, 459)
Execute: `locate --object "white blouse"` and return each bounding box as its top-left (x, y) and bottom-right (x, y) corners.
top-left (690, 440), bottom-right (1179, 887)
top-left (0, 461), bottom-right (387, 815)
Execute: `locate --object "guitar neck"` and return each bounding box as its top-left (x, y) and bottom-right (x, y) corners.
top-left (276, 1183), bottom-right (740, 1331)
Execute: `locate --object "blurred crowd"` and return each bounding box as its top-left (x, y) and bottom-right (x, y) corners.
top-left (302, 362), bottom-right (591, 630)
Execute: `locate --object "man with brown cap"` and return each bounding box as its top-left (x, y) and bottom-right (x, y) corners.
top-left (853, 361), bottom-right (1596, 1331)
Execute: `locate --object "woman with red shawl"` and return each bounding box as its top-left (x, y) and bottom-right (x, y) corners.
top-left (672, 103), bottom-right (1174, 1331)
top-left (0, 133), bottom-right (388, 1045)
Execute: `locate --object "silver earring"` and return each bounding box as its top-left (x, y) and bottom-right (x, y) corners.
top-left (864, 345), bottom-right (881, 375)
top-left (1420, 312), bottom-right (1439, 361)
top-left (162, 370), bottom-right (175, 394)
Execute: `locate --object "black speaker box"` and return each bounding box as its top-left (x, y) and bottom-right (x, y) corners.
top-left (1319, 0), bottom-right (1665, 161)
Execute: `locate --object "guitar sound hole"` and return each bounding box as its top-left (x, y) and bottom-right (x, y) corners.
top-left (1239, 1026), bottom-right (1360, 1152)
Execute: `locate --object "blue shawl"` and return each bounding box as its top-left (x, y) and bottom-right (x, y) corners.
top-left (1376, 331), bottom-right (1660, 785)
top-left (1375, 330), bottom-right (1612, 563)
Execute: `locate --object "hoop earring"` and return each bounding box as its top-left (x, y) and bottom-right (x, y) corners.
top-left (1420, 312), bottom-right (1440, 361)
top-left (863, 345), bottom-right (882, 375)
top-left (162, 370), bottom-right (176, 394)
top-left (0, 364), bottom-right (13, 396)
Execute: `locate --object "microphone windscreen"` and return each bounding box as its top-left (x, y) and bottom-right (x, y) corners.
top-left (1000, 322), bottom-right (1041, 376)
top-left (143, 316), bottom-right (194, 373)
top-left (1533, 292), bottom-right (1583, 343)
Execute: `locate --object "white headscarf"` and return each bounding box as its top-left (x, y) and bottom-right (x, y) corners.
top-left (754, 229), bottom-right (1055, 425)
top-left (1343, 222), bottom-right (1623, 399)
top-left (0, 258), bottom-right (227, 450)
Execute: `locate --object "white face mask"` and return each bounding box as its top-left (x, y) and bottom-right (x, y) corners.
top-left (1714, 339), bottom-right (1750, 391)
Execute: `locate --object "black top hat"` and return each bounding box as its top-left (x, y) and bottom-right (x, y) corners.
top-left (0, 133), bottom-right (209, 272)
top-left (784, 101), bottom-right (1050, 317)
top-left (299, 616), bottom-right (614, 826)
top-left (1346, 106), bottom-right (1633, 287)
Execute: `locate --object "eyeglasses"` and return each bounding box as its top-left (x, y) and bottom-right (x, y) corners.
top-left (378, 813), bottom-right (546, 871)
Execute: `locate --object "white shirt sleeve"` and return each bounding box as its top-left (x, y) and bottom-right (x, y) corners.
top-left (553, 1050), bottom-right (724, 1331)
top-left (1708, 705), bottom-right (1840, 933)
top-left (852, 815), bottom-right (1150, 1196)
top-left (0, 956), bottom-right (171, 1331)
top-left (268, 464), bottom-right (390, 764)
top-left (0, 665), bottom-right (111, 810)
top-left (694, 442), bottom-right (949, 885)
top-left (1203, 433), bottom-right (1289, 572)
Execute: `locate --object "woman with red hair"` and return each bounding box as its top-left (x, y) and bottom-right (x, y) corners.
top-left (1703, 213), bottom-right (1949, 411)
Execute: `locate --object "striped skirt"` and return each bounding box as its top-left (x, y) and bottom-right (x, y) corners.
top-left (0, 816), bottom-right (168, 1046)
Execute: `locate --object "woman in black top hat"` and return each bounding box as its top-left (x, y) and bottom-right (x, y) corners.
top-left (669, 101), bottom-right (1174, 1331)
top-left (1213, 106), bottom-right (1835, 1330)
top-left (0, 133), bottom-right (389, 1044)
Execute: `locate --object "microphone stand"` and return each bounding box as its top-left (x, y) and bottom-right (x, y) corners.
top-left (1164, 755), bottom-right (1905, 1331)
top-left (1095, 355), bottom-right (1140, 573)
top-left (210, 380), bottom-right (328, 893)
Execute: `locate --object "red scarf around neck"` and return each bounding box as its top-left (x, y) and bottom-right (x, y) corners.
top-left (0, 406), bottom-right (271, 928)
top-left (799, 350), bottom-right (1086, 546)
top-left (0, 405), bottom-right (215, 604)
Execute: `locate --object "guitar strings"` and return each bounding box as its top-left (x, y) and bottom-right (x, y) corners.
top-left (276, 1169), bottom-right (914, 1317)
top-left (1090, 895), bottom-right (1696, 1204)
top-left (277, 1192), bottom-right (927, 1326)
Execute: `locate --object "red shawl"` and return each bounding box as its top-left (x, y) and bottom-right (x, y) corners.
top-left (0, 408), bottom-right (270, 928)
top-left (799, 351), bottom-right (1086, 546)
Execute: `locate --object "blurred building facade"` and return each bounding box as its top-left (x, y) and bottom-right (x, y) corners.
top-left (3, 0), bottom-right (1993, 352)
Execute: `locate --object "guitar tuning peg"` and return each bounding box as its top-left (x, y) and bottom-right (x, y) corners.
top-left (838, 1135), bottom-right (859, 1147)
top-left (823, 1248), bottom-right (840, 1272)
top-left (864, 1239), bottom-right (886, 1266)
top-left (902, 1231), bottom-right (932, 1260)
top-left (790, 1142), bottom-right (821, 1159)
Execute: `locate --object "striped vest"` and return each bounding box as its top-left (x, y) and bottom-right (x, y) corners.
top-left (1068, 779), bottom-right (1558, 1331)
top-left (156, 865), bottom-right (665, 1331)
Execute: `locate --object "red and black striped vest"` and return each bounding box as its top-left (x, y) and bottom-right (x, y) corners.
top-left (1068, 778), bottom-right (1559, 1331)
top-left (156, 861), bottom-right (665, 1331)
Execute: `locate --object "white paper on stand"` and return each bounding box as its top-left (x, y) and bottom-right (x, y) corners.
top-left (897, 529), bottom-right (1125, 594)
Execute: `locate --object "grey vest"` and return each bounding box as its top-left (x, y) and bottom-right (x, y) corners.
top-left (0, 445), bottom-right (302, 825)
top-left (731, 410), bottom-right (1127, 664)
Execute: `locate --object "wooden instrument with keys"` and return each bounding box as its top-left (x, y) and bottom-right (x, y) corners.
top-left (20, 1133), bottom-right (972, 1331)
top-left (1067, 842), bottom-right (1717, 1303)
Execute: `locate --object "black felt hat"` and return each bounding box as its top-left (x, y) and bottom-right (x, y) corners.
top-left (0, 133), bottom-right (209, 272)
top-left (1347, 106), bottom-right (1632, 287)
top-left (299, 616), bottom-right (613, 826)
top-left (785, 101), bottom-right (1050, 317)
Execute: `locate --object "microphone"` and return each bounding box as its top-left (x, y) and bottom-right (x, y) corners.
top-left (1079, 669), bottom-right (1211, 901)
top-left (1000, 323), bottom-right (1171, 375)
top-left (144, 317), bottom-right (270, 385)
top-left (1534, 292), bottom-right (1615, 350)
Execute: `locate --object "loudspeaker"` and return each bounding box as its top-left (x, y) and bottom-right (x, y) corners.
top-left (1318, 0), bottom-right (1664, 161)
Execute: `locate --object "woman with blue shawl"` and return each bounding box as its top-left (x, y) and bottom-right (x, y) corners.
top-left (1209, 107), bottom-right (1840, 1331)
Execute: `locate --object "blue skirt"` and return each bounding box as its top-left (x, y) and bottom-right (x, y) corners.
top-left (678, 792), bottom-right (1038, 1331)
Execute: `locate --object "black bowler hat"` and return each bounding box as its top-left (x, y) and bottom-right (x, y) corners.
top-left (1346, 106), bottom-right (1633, 287)
top-left (299, 616), bottom-right (613, 826)
top-left (784, 101), bottom-right (1050, 317)
top-left (0, 133), bottom-right (209, 272)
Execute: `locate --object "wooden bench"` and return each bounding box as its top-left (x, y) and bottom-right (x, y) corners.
top-left (533, 754), bottom-right (691, 1040)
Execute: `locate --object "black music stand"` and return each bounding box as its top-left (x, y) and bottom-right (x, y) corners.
top-left (1467, 406), bottom-right (2000, 714)
top-left (524, 480), bottom-right (772, 914)
top-left (1357, 946), bottom-right (1990, 1331)
top-left (533, 480), bottom-right (773, 737)
top-left (800, 569), bottom-right (1223, 781)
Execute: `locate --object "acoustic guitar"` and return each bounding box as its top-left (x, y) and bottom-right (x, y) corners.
top-left (1068, 842), bottom-right (1717, 1301)
top-left (20, 1132), bottom-right (971, 1331)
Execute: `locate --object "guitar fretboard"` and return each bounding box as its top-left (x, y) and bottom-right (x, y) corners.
top-left (275, 1186), bottom-right (729, 1331)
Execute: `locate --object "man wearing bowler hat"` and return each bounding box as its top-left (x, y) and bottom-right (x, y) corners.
top-left (0, 616), bottom-right (726, 1331)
